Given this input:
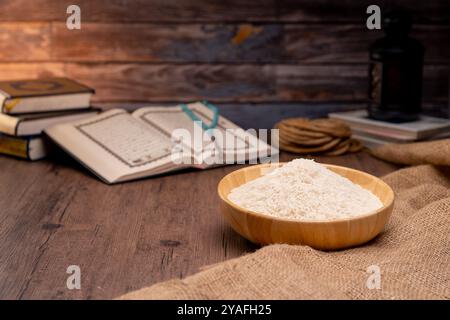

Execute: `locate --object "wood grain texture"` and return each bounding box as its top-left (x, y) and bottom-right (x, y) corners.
top-left (283, 24), bottom-right (450, 64)
top-left (0, 149), bottom-right (399, 299)
top-left (0, 63), bottom-right (447, 103)
top-left (218, 163), bottom-right (395, 250)
top-left (0, 0), bottom-right (448, 23)
top-left (0, 0), bottom-right (446, 299)
top-left (0, 23), bottom-right (50, 61)
top-left (50, 23), bottom-right (284, 63)
top-left (51, 23), bottom-right (450, 63)
top-left (96, 101), bottom-right (450, 128)
top-left (0, 1), bottom-right (446, 115)
top-left (0, 0), bottom-right (276, 23)
top-left (0, 23), bottom-right (447, 63)
top-left (279, 0), bottom-right (450, 24)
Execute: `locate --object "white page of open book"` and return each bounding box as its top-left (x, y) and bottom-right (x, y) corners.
top-left (45, 109), bottom-right (188, 183)
top-left (132, 102), bottom-right (271, 167)
top-left (45, 103), bottom-right (275, 183)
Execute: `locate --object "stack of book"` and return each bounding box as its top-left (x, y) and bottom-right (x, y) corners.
top-left (0, 78), bottom-right (98, 160)
top-left (329, 110), bottom-right (450, 148)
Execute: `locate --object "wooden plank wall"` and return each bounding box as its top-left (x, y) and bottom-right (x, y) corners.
top-left (0, 0), bottom-right (448, 121)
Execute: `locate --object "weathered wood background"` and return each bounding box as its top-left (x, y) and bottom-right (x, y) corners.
top-left (0, 0), bottom-right (449, 121)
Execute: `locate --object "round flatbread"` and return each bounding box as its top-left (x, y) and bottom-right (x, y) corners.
top-left (276, 122), bottom-right (329, 139)
top-left (280, 118), bottom-right (351, 138)
top-left (348, 138), bottom-right (364, 153)
top-left (279, 137), bottom-right (342, 154)
top-left (278, 129), bottom-right (335, 146)
top-left (323, 139), bottom-right (350, 156)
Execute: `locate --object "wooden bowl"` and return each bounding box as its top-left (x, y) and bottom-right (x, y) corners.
top-left (217, 163), bottom-right (395, 250)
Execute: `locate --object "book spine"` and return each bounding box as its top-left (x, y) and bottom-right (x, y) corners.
top-left (0, 136), bottom-right (28, 159)
top-left (0, 113), bottom-right (19, 136)
top-left (3, 98), bottom-right (21, 113)
top-left (0, 93), bottom-right (8, 113)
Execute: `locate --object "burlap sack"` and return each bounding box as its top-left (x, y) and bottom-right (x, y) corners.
top-left (371, 138), bottom-right (450, 166)
top-left (119, 140), bottom-right (450, 300)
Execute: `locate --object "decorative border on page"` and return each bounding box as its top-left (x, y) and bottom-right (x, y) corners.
top-left (75, 112), bottom-right (172, 168)
top-left (75, 108), bottom-right (253, 168)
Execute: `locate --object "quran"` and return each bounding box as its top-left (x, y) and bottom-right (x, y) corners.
top-left (45, 102), bottom-right (276, 184)
top-left (0, 77), bottom-right (94, 114)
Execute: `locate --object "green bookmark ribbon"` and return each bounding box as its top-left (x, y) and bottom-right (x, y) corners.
top-left (180, 101), bottom-right (219, 131)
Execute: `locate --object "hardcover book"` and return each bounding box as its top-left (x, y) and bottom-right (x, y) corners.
top-left (0, 134), bottom-right (48, 160)
top-left (329, 109), bottom-right (450, 141)
top-left (0, 78), bottom-right (94, 114)
top-left (0, 108), bottom-right (100, 136)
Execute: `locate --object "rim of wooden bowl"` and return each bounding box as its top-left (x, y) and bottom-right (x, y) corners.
top-left (217, 162), bottom-right (395, 224)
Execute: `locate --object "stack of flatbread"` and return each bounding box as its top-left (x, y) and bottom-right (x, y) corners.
top-left (274, 118), bottom-right (363, 156)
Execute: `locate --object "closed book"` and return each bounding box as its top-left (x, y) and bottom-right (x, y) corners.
top-left (0, 78), bottom-right (94, 114)
top-left (352, 133), bottom-right (398, 149)
top-left (329, 109), bottom-right (450, 141)
top-left (352, 129), bottom-right (450, 149)
top-left (0, 134), bottom-right (48, 160)
top-left (0, 108), bottom-right (101, 136)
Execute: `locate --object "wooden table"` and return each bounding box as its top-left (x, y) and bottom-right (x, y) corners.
top-left (0, 150), bottom-right (399, 299)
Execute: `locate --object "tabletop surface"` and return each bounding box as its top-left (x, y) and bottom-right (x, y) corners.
top-left (0, 150), bottom-right (399, 299)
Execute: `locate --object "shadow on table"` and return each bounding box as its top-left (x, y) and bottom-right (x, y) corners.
top-left (46, 145), bottom-right (211, 184)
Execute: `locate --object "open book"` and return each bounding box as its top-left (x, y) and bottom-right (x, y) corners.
top-left (45, 102), bottom-right (277, 184)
